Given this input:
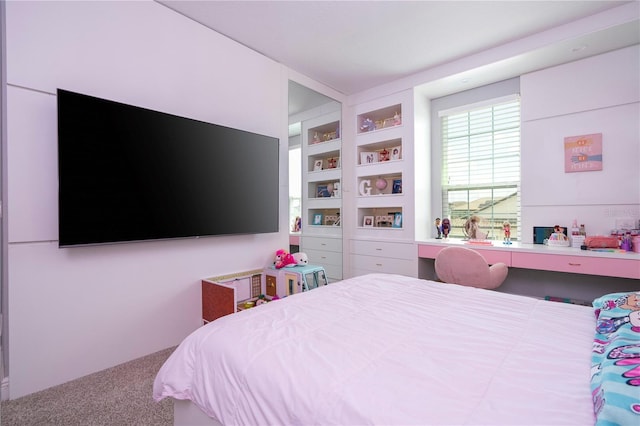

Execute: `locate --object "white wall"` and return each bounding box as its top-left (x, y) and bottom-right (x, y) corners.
top-left (5, 1), bottom-right (289, 398)
top-left (520, 45), bottom-right (640, 241)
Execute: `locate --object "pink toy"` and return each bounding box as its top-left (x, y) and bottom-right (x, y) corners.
top-left (274, 249), bottom-right (296, 269)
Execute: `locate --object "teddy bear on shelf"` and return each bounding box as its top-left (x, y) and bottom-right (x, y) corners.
top-left (274, 249), bottom-right (296, 269)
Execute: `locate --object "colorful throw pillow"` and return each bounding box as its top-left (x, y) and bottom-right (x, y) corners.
top-left (591, 291), bottom-right (640, 425)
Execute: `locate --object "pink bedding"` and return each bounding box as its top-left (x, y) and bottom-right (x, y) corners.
top-left (154, 273), bottom-right (596, 425)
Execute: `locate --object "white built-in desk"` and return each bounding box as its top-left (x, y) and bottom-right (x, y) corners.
top-left (418, 239), bottom-right (640, 280)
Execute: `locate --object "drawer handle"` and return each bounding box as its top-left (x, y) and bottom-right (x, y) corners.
top-left (376, 248), bottom-right (382, 251)
top-left (321, 256), bottom-right (327, 259)
top-left (321, 243), bottom-right (326, 246)
top-left (568, 262), bottom-right (581, 266)
top-left (376, 263), bottom-right (383, 266)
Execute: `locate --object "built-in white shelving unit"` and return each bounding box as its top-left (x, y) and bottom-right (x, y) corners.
top-left (349, 90), bottom-right (418, 278)
top-left (301, 110), bottom-right (343, 281)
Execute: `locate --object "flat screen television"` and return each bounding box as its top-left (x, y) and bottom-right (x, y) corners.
top-left (57, 89), bottom-right (279, 247)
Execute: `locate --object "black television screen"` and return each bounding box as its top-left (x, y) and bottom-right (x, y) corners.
top-left (57, 89), bottom-right (279, 247)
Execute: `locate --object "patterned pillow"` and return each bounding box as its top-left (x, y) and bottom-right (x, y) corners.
top-left (590, 292), bottom-right (640, 425)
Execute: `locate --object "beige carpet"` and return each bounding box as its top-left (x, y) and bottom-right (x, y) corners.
top-left (1, 346), bottom-right (175, 426)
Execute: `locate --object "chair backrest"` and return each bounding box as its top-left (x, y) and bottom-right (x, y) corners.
top-left (434, 246), bottom-right (508, 289)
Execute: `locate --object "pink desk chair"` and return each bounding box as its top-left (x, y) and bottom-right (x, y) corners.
top-left (434, 246), bottom-right (508, 289)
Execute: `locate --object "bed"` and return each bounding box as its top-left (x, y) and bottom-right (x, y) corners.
top-left (153, 273), bottom-right (639, 425)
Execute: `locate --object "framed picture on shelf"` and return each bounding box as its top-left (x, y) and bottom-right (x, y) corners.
top-left (392, 179), bottom-right (402, 194)
top-left (313, 213), bottom-right (323, 226)
top-left (324, 214), bottom-right (338, 225)
top-left (378, 149), bottom-right (390, 162)
top-left (391, 146), bottom-right (401, 160)
top-left (363, 215), bottom-right (374, 228)
top-left (313, 159), bottom-right (323, 171)
top-left (332, 182), bottom-right (340, 197)
top-left (360, 152), bottom-right (378, 165)
top-left (393, 212), bottom-right (403, 228)
top-left (327, 157), bottom-right (338, 169)
top-left (375, 215), bottom-right (393, 227)
top-left (317, 184), bottom-right (331, 198)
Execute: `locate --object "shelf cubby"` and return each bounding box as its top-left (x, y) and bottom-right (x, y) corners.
top-left (358, 207), bottom-right (403, 229)
top-left (357, 138), bottom-right (402, 165)
top-left (357, 104), bottom-right (402, 134)
top-left (308, 120), bottom-right (340, 145)
top-left (308, 209), bottom-right (341, 227)
top-left (357, 174), bottom-right (402, 196)
top-left (308, 149), bottom-right (341, 173)
top-left (308, 180), bottom-right (341, 199)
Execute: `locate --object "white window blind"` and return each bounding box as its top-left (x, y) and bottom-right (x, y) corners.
top-left (441, 96), bottom-right (521, 239)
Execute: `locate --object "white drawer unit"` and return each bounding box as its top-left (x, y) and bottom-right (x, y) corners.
top-left (349, 239), bottom-right (417, 277)
top-left (304, 248), bottom-right (342, 266)
top-left (322, 264), bottom-right (343, 282)
top-left (350, 254), bottom-right (415, 276)
top-left (302, 235), bottom-right (342, 252)
top-left (350, 239), bottom-right (415, 259)
top-left (301, 235), bottom-right (343, 280)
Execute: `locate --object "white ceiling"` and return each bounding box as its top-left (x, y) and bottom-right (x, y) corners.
top-left (158, 0), bottom-right (639, 101)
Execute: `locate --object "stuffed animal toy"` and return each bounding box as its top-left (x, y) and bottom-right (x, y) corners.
top-left (292, 252), bottom-right (308, 266)
top-left (274, 249), bottom-right (296, 269)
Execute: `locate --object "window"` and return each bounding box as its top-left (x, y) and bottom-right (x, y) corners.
top-left (440, 96), bottom-right (520, 240)
top-left (289, 146), bottom-right (301, 231)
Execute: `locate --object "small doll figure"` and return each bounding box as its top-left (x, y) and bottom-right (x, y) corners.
top-left (435, 218), bottom-right (442, 239)
top-left (441, 218), bottom-right (451, 238)
top-left (549, 225), bottom-right (568, 241)
top-left (463, 215), bottom-right (481, 239)
top-left (620, 232), bottom-right (633, 251)
top-left (393, 111), bottom-right (401, 126)
top-left (292, 216), bottom-right (301, 232)
top-left (503, 221), bottom-right (512, 245)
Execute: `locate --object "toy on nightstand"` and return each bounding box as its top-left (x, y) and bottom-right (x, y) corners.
top-left (274, 249), bottom-right (296, 269)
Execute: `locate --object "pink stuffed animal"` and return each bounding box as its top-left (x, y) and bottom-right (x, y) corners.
top-left (274, 249), bottom-right (296, 269)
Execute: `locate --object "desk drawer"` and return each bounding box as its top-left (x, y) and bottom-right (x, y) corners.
top-left (351, 240), bottom-right (415, 259)
top-left (512, 252), bottom-right (640, 279)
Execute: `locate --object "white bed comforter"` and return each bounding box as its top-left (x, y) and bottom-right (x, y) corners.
top-left (154, 273), bottom-right (596, 425)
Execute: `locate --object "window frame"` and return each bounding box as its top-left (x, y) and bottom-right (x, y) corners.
top-left (439, 95), bottom-right (521, 240)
